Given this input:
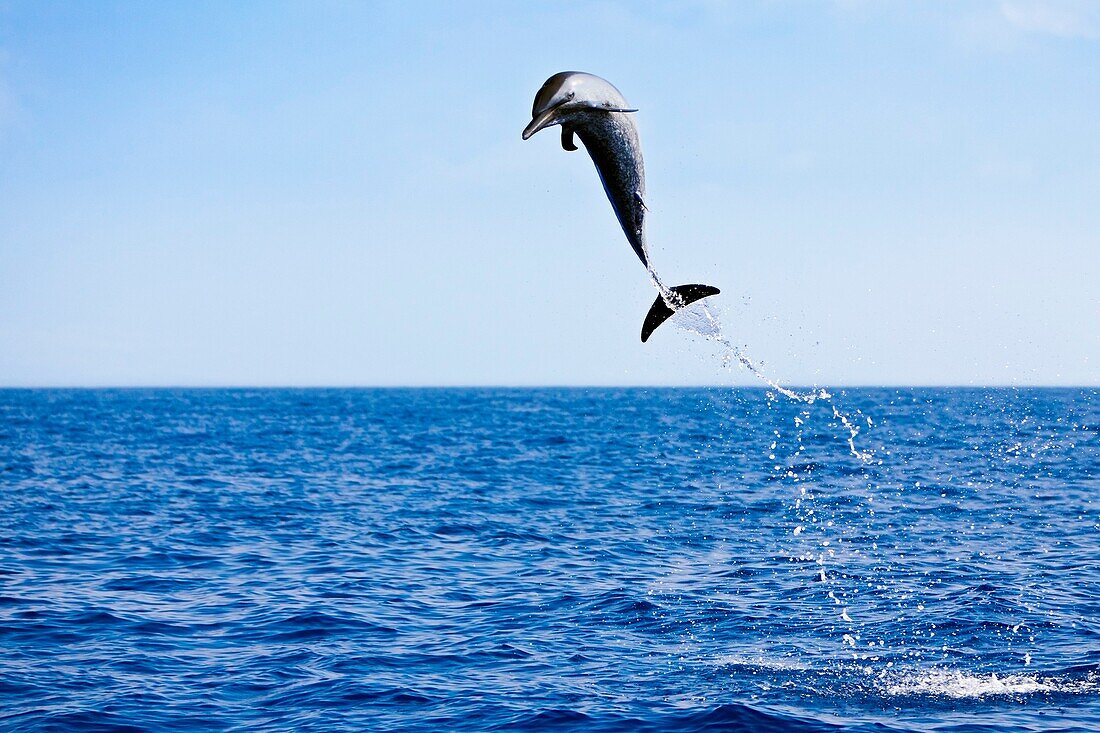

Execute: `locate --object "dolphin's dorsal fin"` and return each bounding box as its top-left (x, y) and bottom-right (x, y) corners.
top-left (561, 126), bottom-right (578, 152)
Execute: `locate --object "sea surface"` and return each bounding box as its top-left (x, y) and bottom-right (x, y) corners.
top-left (0, 387), bottom-right (1097, 732)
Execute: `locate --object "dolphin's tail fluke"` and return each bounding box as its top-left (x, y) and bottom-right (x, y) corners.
top-left (640, 284), bottom-right (720, 343)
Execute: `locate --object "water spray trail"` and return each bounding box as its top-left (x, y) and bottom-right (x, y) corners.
top-left (678, 303), bottom-right (874, 463)
top-left (677, 301), bottom-right (876, 648)
top-left (647, 267), bottom-right (679, 307)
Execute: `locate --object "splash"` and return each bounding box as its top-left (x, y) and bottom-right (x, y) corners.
top-left (880, 669), bottom-right (1100, 699)
top-left (673, 301), bottom-right (873, 463)
top-left (706, 656), bottom-right (1100, 701)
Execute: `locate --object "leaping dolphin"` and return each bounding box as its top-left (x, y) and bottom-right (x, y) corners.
top-left (522, 71), bottom-right (720, 342)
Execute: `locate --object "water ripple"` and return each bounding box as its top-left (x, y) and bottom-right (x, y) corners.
top-left (0, 387), bottom-right (1097, 732)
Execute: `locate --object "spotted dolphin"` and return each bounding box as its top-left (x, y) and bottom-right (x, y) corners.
top-left (523, 71), bottom-right (719, 342)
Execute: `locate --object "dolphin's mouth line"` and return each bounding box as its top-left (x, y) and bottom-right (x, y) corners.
top-left (522, 104), bottom-right (565, 140)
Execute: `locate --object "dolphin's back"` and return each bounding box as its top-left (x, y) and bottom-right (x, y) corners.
top-left (573, 111), bottom-right (649, 268)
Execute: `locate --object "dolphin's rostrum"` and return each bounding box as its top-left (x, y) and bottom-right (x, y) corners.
top-left (523, 71), bottom-right (719, 342)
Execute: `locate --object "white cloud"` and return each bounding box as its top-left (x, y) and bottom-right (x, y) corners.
top-left (1001, 1), bottom-right (1100, 39)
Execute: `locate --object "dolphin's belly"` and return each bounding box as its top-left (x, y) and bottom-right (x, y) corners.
top-left (576, 113), bottom-right (649, 266)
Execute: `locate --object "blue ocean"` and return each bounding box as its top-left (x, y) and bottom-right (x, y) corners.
top-left (0, 387), bottom-right (1097, 732)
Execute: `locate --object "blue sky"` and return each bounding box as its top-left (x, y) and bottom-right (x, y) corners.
top-left (0, 1), bottom-right (1097, 386)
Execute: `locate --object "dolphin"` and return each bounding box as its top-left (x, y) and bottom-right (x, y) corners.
top-left (522, 71), bottom-right (720, 342)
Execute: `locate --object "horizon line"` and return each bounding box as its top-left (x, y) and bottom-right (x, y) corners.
top-left (0, 384), bottom-right (1097, 391)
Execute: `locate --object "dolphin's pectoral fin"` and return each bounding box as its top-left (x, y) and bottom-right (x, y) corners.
top-left (641, 284), bottom-right (721, 343)
top-left (634, 191), bottom-right (648, 211)
top-left (561, 126), bottom-right (578, 152)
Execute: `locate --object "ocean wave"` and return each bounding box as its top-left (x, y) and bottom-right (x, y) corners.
top-left (2, 388), bottom-right (1098, 732)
